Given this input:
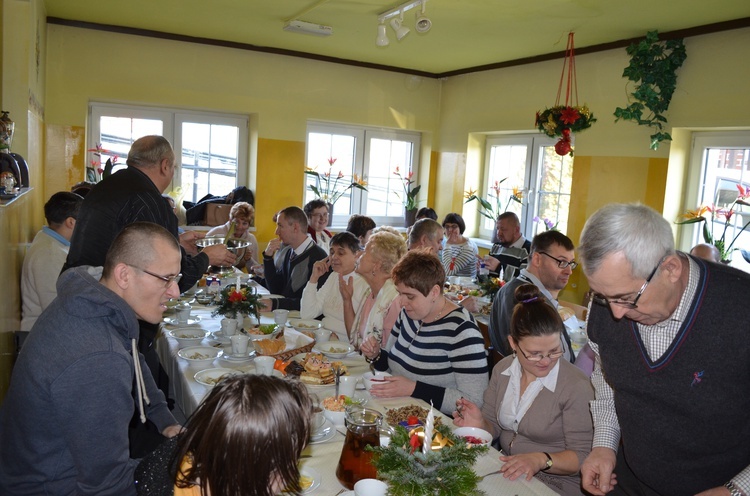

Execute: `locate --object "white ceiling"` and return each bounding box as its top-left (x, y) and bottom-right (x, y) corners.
top-left (44, 0), bottom-right (750, 76)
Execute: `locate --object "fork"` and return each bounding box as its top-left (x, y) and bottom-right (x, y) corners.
top-left (478, 468), bottom-right (503, 481)
top-left (333, 489), bottom-right (347, 496)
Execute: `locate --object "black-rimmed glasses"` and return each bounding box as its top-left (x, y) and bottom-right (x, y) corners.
top-left (130, 265), bottom-right (182, 288)
top-left (538, 251), bottom-right (578, 270)
top-left (516, 345), bottom-right (565, 363)
top-left (592, 257), bottom-right (665, 309)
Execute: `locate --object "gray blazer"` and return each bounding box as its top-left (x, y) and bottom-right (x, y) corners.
top-left (480, 356), bottom-right (594, 496)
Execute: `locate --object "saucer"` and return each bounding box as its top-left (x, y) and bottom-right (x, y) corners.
top-left (210, 330), bottom-right (232, 344)
top-left (164, 316), bottom-right (202, 326)
top-left (309, 418), bottom-right (336, 444)
top-left (221, 351), bottom-right (255, 362)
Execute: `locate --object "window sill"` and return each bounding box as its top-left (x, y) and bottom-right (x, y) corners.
top-left (470, 237), bottom-right (493, 250)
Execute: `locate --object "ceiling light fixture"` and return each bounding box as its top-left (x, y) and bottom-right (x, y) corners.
top-left (415, 1), bottom-right (431, 34)
top-left (376, 0), bottom-right (429, 45)
top-left (283, 20), bottom-right (333, 37)
top-left (390, 13), bottom-right (410, 41)
top-left (376, 22), bottom-right (390, 46)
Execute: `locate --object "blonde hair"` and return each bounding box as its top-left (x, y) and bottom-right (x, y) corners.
top-left (230, 201), bottom-right (255, 224)
top-left (366, 231), bottom-right (407, 273)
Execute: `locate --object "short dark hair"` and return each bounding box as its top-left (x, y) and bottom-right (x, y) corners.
top-left (442, 212), bottom-right (466, 234)
top-left (173, 375), bottom-right (312, 496)
top-left (303, 199), bottom-right (328, 216)
top-left (70, 181), bottom-right (96, 198)
top-left (416, 207), bottom-right (438, 221)
top-left (346, 214), bottom-right (376, 239)
top-left (279, 206), bottom-right (309, 231)
top-left (102, 222), bottom-right (179, 279)
top-left (408, 218), bottom-right (442, 248)
top-left (530, 230), bottom-right (575, 254)
top-left (127, 135), bottom-right (174, 169)
top-left (392, 250), bottom-right (445, 296)
top-left (44, 191), bottom-right (83, 226)
top-left (510, 284), bottom-right (562, 342)
top-left (330, 231), bottom-right (361, 254)
top-left (498, 211), bottom-right (520, 224)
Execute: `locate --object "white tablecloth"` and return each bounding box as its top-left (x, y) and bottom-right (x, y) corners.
top-left (157, 290), bottom-right (558, 496)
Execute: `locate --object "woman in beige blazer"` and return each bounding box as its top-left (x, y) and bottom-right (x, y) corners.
top-left (454, 284), bottom-right (594, 496)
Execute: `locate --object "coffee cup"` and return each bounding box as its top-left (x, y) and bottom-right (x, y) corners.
top-left (338, 375), bottom-right (357, 398)
top-left (354, 479), bottom-right (388, 496)
top-left (272, 309), bottom-right (289, 327)
top-left (221, 318), bottom-right (238, 337)
top-left (314, 328), bottom-right (332, 343)
top-left (254, 356), bottom-right (275, 375)
top-left (230, 334), bottom-right (249, 356)
top-left (175, 303), bottom-right (192, 324)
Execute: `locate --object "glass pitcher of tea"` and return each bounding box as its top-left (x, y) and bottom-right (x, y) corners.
top-left (335, 405), bottom-right (386, 489)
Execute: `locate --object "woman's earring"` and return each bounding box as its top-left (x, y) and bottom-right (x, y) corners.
top-left (512, 350), bottom-right (517, 358)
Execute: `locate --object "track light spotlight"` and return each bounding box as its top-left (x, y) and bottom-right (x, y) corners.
top-left (389, 13), bottom-right (410, 41)
top-left (415, 1), bottom-right (431, 33)
top-left (376, 22), bottom-right (390, 46)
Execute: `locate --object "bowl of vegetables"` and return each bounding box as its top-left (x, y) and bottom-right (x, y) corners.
top-left (246, 323), bottom-right (281, 340)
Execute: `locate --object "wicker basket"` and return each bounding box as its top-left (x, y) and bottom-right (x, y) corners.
top-left (255, 328), bottom-right (316, 362)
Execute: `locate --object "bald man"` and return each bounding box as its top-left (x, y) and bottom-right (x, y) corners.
top-left (689, 243), bottom-right (721, 263)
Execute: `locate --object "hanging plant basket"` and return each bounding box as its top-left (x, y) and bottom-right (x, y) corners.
top-left (535, 33), bottom-right (596, 156)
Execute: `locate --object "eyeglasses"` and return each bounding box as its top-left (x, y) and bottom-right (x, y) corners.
top-left (516, 345), bottom-right (565, 362)
top-left (311, 212), bottom-right (329, 219)
top-left (444, 224), bottom-right (460, 230)
top-left (538, 251), bottom-right (578, 270)
top-left (592, 257), bottom-right (665, 309)
top-left (130, 265), bottom-right (182, 288)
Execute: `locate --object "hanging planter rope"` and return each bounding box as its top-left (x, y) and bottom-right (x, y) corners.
top-left (535, 32), bottom-right (596, 156)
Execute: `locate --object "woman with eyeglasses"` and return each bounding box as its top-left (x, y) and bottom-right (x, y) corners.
top-left (441, 212), bottom-right (478, 278)
top-left (304, 199), bottom-right (333, 253)
top-left (454, 284), bottom-right (594, 496)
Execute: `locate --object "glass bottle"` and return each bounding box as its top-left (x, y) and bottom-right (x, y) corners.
top-left (335, 406), bottom-right (383, 489)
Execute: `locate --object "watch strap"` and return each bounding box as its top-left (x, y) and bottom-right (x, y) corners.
top-left (541, 452), bottom-right (553, 471)
top-left (725, 481), bottom-right (743, 496)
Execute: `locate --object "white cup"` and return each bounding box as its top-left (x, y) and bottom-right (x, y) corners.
top-left (338, 375), bottom-right (357, 398)
top-left (255, 356), bottom-right (276, 376)
top-left (230, 334), bottom-right (249, 356)
top-left (221, 318), bottom-right (238, 337)
top-left (354, 478), bottom-right (388, 496)
top-left (272, 309), bottom-right (289, 327)
top-left (175, 304), bottom-right (192, 324)
top-left (314, 328), bottom-right (332, 343)
top-left (311, 406), bottom-right (326, 432)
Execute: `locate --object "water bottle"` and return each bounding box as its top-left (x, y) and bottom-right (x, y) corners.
top-left (478, 260), bottom-right (489, 283)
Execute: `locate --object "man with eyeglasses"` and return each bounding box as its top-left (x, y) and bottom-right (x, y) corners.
top-left (489, 230), bottom-right (577, 362)
top-left (578, 203), bottom-right (750, 496)
top-left (0, 222), bottom-right (182, 495)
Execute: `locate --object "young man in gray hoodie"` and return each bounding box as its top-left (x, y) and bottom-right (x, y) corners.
top-left (0, 222), bottom-right (182, 495)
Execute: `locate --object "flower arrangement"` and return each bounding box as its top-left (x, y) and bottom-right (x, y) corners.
top-left (86, 143), bottom-right (118, 183)
top-left (368, 424), bottom-right (488, 496)
top-left (211, 283), bottom-right (261, 321)
top-left (676, 184), bottom-right (750, 262)
top-left (464, 180), bottom-right (523, 221)
top-left (304, 157), bottom-right (367, 206)
top-left (533, 216), bottom-right (559, 232)
top-left (393, 167), bottom-right (421, 210)
top-left (478, 276), bottom-right (505, 302)
top-left (535, 106), bottom-right (596, 156)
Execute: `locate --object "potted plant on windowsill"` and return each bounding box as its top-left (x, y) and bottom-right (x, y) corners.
top-left (464, 181), bottom-right (523, 241)
top-left (393, 167), bottom-right (421, 227)
top-left (304, 157), bottom-right (368, 222)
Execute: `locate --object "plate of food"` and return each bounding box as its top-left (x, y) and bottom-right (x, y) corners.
top-left (276, 352), bottom-right (348, 387)
top-left (385, 404), bottom-right (443, 429)
top-left (298, 467), bottom-right (321, 494)
top-left (177, 346), bottom-right (222, 366)
top-left (194, 367), bottom-right (239, 387)
top-left (246, 323), bottom-right (281, 340)
top-left (288, 319), bottom-right (322, 332)
top-left (313, 341), bottom-right (355, 359)
top-left (453, 426), bottom-right (492, 446)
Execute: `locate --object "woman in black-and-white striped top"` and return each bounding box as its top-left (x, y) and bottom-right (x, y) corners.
top-left (361, 251), bottom-right (489, 415)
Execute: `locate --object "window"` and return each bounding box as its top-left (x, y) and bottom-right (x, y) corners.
top-left (305, 122), bottom-right (421, 226)
top-left (88, 103), bottom-right (249, 203)
top-left (478, 135), bottom-right (573, 239)
top-left (685, 132), bottom-right (750, 267)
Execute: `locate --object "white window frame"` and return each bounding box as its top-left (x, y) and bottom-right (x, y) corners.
top-left (479, 134), bottom-right (572, 240)
top-left (88, 102), bottom-right (249, 202)
top-left (305, 121), bottom-right (421, 227)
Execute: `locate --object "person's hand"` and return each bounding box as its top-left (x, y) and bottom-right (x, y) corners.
top-left (499, 452), bottom-right (548, 481)
top-left (202, 244), bottom-right (236, 267)
top-left (460, 295), bottom-right (479, 313)
top-left (310, 257), bottom-right (330, 284)
top-left (484, 256), bottom-right (500, 271)
top-left (258, 298), bottom-right (273, 312)
top-left (359, 336), bottom-right (381, 360)
top-left (696, 486), bottom-right (734, 496)
top-left (265, 238), bottom-right (282, 257)
top-left (179, 231), bottom-right (204, 256)
top-left (369, 375), bottom-right (416, 398)
top-left (581, 447), bottom-right (618, 495)
top-left (162, 424), bottom-right (183, 438)
top-left (338, 273), bottom-right (354, 302)
top-left (452, 397), bottom-right (484, 428)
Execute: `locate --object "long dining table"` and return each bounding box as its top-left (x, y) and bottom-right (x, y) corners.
top-left (156, 281), bottom-right (558, 495)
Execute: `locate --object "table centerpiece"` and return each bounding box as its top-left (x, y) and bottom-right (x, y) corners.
top-left (211, 278), bottom-right (261, 328)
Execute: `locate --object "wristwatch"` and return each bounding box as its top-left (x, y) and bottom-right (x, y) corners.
top-left (725, 481), bottom-right (743, 496)
top-left (541, 452), bottom-right (553, 472)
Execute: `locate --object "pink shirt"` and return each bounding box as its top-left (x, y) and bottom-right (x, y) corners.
top-left (358, 295), bottom-right (401, 346)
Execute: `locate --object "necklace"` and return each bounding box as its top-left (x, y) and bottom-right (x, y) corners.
top-left (406, 298), bottom-right (450, 350)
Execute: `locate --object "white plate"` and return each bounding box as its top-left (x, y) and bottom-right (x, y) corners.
top-left (164, 316), bottom-right (202, 326)
top-left (221, 351), bottom-right (256, 362)
top-left (194, 367), bottom-right (239, 387)
top-left (288, 319), bottom-right (322, 332)
top-left (298, 467), bottom-right (321, 494)
top-left (237, 364), bottom-right (284, 378)
top-left (453, 426), bottom-right (492, 446)
top-left (309, 418), bottom-right (336, 444)
top-left (313, 342), bottom-right (355, 359)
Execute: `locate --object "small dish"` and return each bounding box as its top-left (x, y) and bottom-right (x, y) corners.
top-left (288, 319), bottom-right (322, 332)
top-left (221, 351), bottom-right (255, 362)
top-left (177, 346), bottom-right (222, 366)
top-left (298, 466), bottom-right (321, 494)
top-left (210, 330), bottom-right (232, 344)
top-left (246, 323), bottom-right (281, 341)
top-left (309, 418), bottom-right (336, 444)
top-left (453, 426), bottom-right (492, 446)
top-left (168, 328), bottom-right (208, 348)
top-left (362, 371), bottom-right (393, 390)
top-left (313, 341), bottom-right (355, 359)
top-left (194, 367), bottom-right (239, 387)
top-left (164, 315), bottom-right (202, 326)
